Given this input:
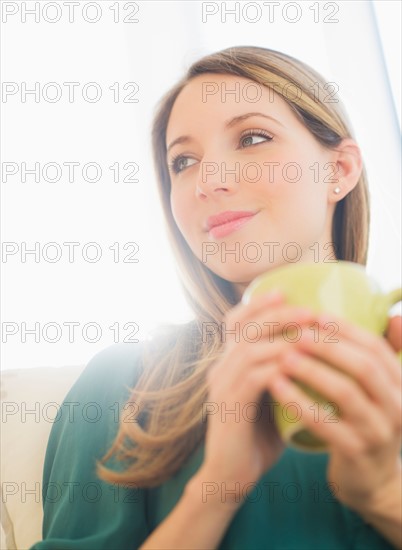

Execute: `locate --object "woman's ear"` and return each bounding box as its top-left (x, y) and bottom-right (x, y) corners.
top-left (327, 138), bottom-right (363, 203)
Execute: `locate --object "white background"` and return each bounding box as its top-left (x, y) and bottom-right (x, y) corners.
top-left (1, 0), bottom-right (401, 370)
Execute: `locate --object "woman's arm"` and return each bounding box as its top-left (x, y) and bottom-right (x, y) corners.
top-left (28, 343), bottom-right (151, 550)
top-left (354, 466), bottom-right (402, 550)
top-left (139, 465), bottom-right (241, 550)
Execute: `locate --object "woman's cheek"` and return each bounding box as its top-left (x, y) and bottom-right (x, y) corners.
top-left (170, 193), bottom-right (190, 236)
top-left (258, 165), bottom-right (299, 197)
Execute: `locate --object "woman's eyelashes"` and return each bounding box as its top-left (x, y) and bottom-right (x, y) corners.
top-left (237, 129), bottom-right (274, 149)
top-left (168, 153), bottom-right (196, 174)
top-left (168, 129), bottom-right (274, 175)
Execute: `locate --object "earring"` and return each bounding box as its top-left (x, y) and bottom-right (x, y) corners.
top-left (334, 186), bottom-right (341, 194)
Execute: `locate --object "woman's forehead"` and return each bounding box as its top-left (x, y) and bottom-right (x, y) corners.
top-left (166, 75), bottom-right (292, 144)
top-left (174, 73), bottom-right (277, 104)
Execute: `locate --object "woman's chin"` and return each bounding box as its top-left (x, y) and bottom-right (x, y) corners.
top-left (211, 261), bottom-right (287, 285)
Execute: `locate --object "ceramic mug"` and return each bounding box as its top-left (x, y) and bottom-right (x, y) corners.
top-left (242, 261), bottom-right (402, 452)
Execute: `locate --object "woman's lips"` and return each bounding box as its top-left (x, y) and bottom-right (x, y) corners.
top-left (208, 213), bottom-right (256, 238)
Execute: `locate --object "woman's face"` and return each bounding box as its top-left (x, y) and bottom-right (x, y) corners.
top-left (166, 73), bottom-right (350, 297)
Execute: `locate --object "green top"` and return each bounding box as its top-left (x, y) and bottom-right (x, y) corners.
top-left (29, 342), bottom-right (396, 550)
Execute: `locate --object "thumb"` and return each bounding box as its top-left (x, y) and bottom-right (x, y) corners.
top-left (384, 315), bottom-right (402, 353)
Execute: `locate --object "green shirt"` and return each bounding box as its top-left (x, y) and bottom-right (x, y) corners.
top-left (29, 343), bottom-right (396, 550)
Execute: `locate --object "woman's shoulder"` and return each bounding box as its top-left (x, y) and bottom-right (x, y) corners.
top-left (53, 321), bottom-right (196, 432)
top-left (76, 341), bottom-right (146, 390)
top-left (43, 342), bottom-right (148, 466)
top-left (72, 321), bottom-right (197, 400)
top-left (57, 341), bottom-right (150, 415)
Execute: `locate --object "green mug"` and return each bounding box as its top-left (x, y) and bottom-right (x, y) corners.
top-left (242, 261), bottom-right (402, 452)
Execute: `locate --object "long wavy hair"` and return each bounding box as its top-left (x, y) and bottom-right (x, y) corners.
top-left (96, 46), bottom-right (370, 488)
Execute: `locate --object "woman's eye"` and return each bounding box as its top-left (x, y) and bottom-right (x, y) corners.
top-left (169, 130), bottom-right (273, 174)
top-left (239, 130), bottom-right (273, 148)
top-left (169, 155), bottom-right (197, 174)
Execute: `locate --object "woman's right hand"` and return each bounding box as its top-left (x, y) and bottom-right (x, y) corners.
top-left (195, 290), bottom-right (316, 509)
top-left (141, 293), bottom-right (318, 550)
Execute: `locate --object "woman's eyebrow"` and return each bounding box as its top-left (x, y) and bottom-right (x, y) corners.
top-left (225, 111), bottom-right (284, 129)
top-left (166, 112), bottom-right (283, 157)
top-left (166, 135), bottom-right (192, 157)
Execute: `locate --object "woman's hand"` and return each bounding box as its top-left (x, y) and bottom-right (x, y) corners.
top-left (266, 312), bottom-right (402, 515)
top-left (385, 315), bottom-right (402, 353)
top-left (198, 290), bottom-right (316, 509)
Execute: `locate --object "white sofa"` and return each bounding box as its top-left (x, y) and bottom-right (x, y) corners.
top-left (1, 365), bottom-right (86, 550)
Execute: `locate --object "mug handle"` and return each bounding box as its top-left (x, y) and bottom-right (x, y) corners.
top-left (385, 288), bottom-right (402, 362)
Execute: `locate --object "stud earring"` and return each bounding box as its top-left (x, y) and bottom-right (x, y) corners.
top-left (334, 186), bottom-right (341, 194)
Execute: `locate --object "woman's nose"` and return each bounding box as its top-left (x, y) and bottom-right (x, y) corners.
top-left (195, 158), bottom-right (240, 198)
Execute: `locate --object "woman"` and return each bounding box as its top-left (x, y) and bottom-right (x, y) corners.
top-left (30, 46), bottom-right (401, 549)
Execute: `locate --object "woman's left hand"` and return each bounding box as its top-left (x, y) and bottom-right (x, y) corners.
top-left (268, 313), bottom-right (402, 514)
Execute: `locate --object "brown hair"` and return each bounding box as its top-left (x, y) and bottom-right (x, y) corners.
top-left (96, 45), bottom-right (370, 488)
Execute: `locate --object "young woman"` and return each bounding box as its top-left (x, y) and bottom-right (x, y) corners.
top-left (30, 46), bottom-right (401, 550)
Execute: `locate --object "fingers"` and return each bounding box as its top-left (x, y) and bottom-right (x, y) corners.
top-left (268, 373), bottom-right (371, 457)
top-left (314, 314), bottom-right (402, 387)
top-left (210, 292), bottom-right (326, 403)
top-left (269, 362), bottom-right (401, 458)
top-left (223, 292), bottom-right (316, 349)
top-left (385, 315), bottom-right (402, 353)
top-left (291, 332), bottom-right (402, 424)
top-left (207, 339), bottom-right (284, 392)
top-left (277, 351), bottom-right (400, 447)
